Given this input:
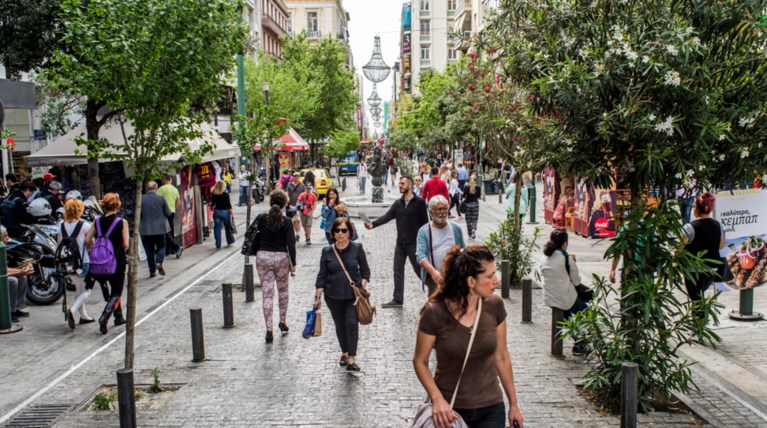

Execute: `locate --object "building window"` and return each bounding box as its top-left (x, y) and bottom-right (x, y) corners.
top-left (448, 47), bottom-right (458, 60)
top-left (421, 46), bottom-right (430, 60)
top-left (287, 12), bottom-right (293, 34)
top-left (307, 11), bottom-right (319, 37)
top-left (420, 20), bottom-right (430, 32)
top-left (421, 0), bottom-right (430, 11)
top-left (448, 0), bottom-right (457, 10)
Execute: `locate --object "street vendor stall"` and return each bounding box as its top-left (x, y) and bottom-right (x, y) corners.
top-left (254, 127), bottom-right (309, 177)
top-left (24, 120), bottom-right (238, 248)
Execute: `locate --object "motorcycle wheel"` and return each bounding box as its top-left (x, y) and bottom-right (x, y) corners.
top-left (26, 267), bottom-right (65, 305)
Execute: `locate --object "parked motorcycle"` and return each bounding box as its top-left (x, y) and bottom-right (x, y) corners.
top-left (6, 225), bottom-right (67, 305)
top-left (252, 176), bottom-right (266, 203)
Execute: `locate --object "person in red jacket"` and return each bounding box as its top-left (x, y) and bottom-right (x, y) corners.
top-left (421, 167), bottom-right (450, 203)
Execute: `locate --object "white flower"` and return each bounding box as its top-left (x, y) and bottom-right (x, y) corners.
top-left (692, 36), bottom-right (701, 46)
top-left (739, 116), bottom-right (756, 129)
top-left (741, 150), bottom-right (750, 159)
top-left (642, 55), bottom-right (650, 64)
top-left (663, 70), bottom-right (681, 87)
top-left (718, 134), bottom-right (725, 141)
top-left (719, 154), bottom-right (726, 161)
top-left (759, 142), bottom-right (764, 149)
top-left (648, 113), bottom-right (656, 122)
top-left (666, 45), bottom-right (679, 56)
top-left (675, 173), bottom-right (683, 179)
top-left (686, 169), bottom-right (695, 177)
top-left (654, 115), bottom-right (674, 136)
top-left (698, 164), bottom-right (705, 171)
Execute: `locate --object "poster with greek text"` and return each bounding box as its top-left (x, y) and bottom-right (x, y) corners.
top-left (715, 190), bottom-right (767, 289)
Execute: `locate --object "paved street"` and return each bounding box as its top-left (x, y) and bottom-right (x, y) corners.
top-left (2, 175), bottom-right (767, 426)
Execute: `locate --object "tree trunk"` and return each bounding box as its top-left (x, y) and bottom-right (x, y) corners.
top-left (124, 179), bottom-right (143, 370)
top-left (85, 99), bottom-right (102, 199)
top-left (513, 171), bottom-right (522, 235)
top-left (264, 152), bottom-right (272, 194)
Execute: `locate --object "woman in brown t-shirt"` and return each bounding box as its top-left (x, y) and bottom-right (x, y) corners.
top-left (414, 245), bottom-right (524, 428)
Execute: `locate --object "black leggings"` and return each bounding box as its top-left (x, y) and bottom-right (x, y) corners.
top-left (91, 271), bottom-right (126, 302)
top-left (324, 296), bottom-right (359, 357)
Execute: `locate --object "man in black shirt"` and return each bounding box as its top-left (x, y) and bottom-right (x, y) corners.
top-left (41, 181), bottom-right (64, 217)
top-left (364, 175), bottom-right (429, 307)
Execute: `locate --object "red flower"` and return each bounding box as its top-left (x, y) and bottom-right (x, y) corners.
top-left (469, 53), bottom-right (477, 59)
top-left (501, 242), bottom-right (507, 247)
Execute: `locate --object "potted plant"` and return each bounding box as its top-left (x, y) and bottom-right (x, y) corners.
top-left (485, 213), bottom-right (542, 286)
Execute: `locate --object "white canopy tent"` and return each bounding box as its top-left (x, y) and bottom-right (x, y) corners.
top-left (24, 120), bottom-right (239, 167)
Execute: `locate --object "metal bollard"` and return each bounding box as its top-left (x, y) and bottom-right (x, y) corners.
top-left (528, 186), bottom-right (538, 224)
top-left (116, 368), bottom-right (136, 428)
top-left (522, 278), bottom-right (532, 323)
top-left (501, 260), bottom-right (510, 299)
top-left (621, 362), bottom-right (638, 428)
top-left (551, 308), bottom-right (564, 358)
top-left (244, 263), bottom-right (255, 302)
top-left (190, 308), bottom-right (205, 362)
top-left (222, 283), bottom-right (234, 328)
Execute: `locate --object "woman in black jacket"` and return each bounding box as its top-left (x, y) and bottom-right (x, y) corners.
top-left (313, 216), bottom-right (370, 372)
top-left (256, 190), bottom-right (297, 344)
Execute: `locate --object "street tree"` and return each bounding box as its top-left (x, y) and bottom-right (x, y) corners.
top-left (484, 0), bottom-right (767, 410)
top-left (49, 0), bottom-right (246, 369)
top-left (282, 34), bottom-right (356, 161)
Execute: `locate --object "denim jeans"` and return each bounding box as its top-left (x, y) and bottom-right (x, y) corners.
top-left (678, 197), bottom-right (694, 224)
top-left (140, 234), bottom-right (166, 274)
top-left (359, 176), bottom-right (366, 193)
top-left (565, 296), bottom-right (589, 319)
top-left (239, 185), bottom-right (248, 206)
top-left (453, 402), bottom-right (506, 428)
top-left (213, 209), bottom-right (235, 248)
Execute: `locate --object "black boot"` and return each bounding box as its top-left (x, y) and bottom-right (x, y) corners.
top-left (99, 296), bottom-right (119, 334)
top-left (113, 305), bottom-right (126, 326)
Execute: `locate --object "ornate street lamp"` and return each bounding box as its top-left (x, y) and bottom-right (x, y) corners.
top-left (362, 36), bottom-right (391, 83)
top-left (367, 84), bottom-right (382, 107)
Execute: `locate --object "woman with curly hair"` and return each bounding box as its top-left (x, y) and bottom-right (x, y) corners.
top-left (413, 245), bottom-right (524, 428)
top-left (254, 190), bottom-right (297, 344)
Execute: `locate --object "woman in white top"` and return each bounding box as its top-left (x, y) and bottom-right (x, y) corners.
top-left (58, 198), bottom-right (94, 329)
top-left (447, 170), bottom-right (463, 219)
top-left (357, 160), bottom-right (367, 194)
top-left (540, 229), bottom-right (590, 355)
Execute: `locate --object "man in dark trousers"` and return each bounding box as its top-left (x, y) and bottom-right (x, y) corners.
top-left (364, 175), bottom-right (429, 307)
top-left (140, 181), bottom-right (172, 278)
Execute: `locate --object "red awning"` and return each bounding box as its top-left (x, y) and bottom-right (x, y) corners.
top-left (254, 127), bottom-right (309, 152)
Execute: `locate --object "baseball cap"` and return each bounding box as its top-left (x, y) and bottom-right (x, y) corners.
top-left (293, 171), bottom-right (300, 176)
top-left (48, 181), bottom-right (62, 191)
top-left (283, 168), bottom-right (290, 173)
top-left (42, 173), bottom-right (55, 180)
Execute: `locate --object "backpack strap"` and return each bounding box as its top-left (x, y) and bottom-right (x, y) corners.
top-left (104, 217), bottom-right (121, 239)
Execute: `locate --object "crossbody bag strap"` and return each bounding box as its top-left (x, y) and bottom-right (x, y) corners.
top-left (449, 297), bottom-right (483, 409)
top-left (428, 224), bottom-right (434, 267)
top-left (331, 244), bottom-right (355, 289)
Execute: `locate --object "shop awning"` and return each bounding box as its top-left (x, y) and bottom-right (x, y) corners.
top-left (254, 127), bottom-right (309, 152)
top-left (24, 120), bottom-right (239, 167)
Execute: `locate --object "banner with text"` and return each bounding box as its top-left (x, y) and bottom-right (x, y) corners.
top-left (715, 189), bottom-right (767, 239)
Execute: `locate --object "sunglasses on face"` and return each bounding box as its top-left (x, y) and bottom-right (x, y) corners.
top-left (335, 228), bottom-right (349, 234)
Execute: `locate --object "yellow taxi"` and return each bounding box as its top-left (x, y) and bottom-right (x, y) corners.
top-left (299, 168), bottom-right (332, 197)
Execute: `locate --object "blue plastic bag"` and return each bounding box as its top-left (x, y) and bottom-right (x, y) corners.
top-left (302, 307), bottom-right (317, 339)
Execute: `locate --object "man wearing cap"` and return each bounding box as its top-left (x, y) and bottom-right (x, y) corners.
top-left (41, 181), bottom-right (64, 215)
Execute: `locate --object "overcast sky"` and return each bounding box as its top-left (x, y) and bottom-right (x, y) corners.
top-left (346, 1), bottom-right (403, 104)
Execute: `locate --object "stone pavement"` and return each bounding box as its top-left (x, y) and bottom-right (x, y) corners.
top-left (0, 173), bottom-right (766, 426)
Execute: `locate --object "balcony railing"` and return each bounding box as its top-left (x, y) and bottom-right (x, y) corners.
top-left (307, 30), bottom-right (321, 38)
top-left (420, 33), bottom-right (430, 42)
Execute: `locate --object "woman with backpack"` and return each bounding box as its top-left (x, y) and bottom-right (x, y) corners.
top-left (58, 199), bottom-right (94, 329)
top-left (85, 193), bottom-right (129, 334)
top-left (255, 190), bottom-right (297, 344)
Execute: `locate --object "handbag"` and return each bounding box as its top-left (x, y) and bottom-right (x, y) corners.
top-left (561, 249), bottom-right (593, 302)
top-left (302, 307), bottom-right (318, 339)
top-left (332, 244), bottom-right (376, 325)
top-left (458, 200), bottom-right (467, 214)
top-left (230, 213), bottom-right (238, 234)
top-left (241, 214), bottom-right (263, 256)
top-left (412, 298), bottom-right (483, 428)
top-left (314, 311), bottom-right (322, 336)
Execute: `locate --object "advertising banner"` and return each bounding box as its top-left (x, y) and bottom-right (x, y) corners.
top-left (715, 190), bottom-right (767, 289)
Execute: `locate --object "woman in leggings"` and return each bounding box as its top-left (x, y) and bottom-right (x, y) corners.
top-left (84, 193), bottom-right (129, 334)
top-left (255, 190), bottom-right (297, 344)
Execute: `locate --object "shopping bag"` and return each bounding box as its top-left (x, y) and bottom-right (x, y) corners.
top-left (313, 312), bottom-right (322, 337)
top-left (302, 307), bottom-right (317, 339)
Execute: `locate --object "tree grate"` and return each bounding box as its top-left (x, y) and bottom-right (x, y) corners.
top-left (2, 404), bottom-right (71, 428)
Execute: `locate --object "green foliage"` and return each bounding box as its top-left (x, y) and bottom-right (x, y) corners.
top-left (561, 203), bottom-right (723, 412)
top-left (0, 0), bottom-right (62, 79)
top-left (92, 391), bottom-right (116, 411)
top-left (37, 86), bottom-right (82, 138)
top-left (484, 214), bottom-right (542, 285)
top-left (324, 129), bottom-right (359, 158)
top-left (149, 368), bottom-right (163, 394)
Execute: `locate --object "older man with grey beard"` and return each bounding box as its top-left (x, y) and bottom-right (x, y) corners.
top-left (416, 195), bottom-right (466, 295)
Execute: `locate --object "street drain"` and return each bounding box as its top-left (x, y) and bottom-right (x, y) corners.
top-left (3, 404), bottom-right (71, 428)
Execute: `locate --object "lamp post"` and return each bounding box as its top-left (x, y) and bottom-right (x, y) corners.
top-left (261, 82), bottom-right (271, 191)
